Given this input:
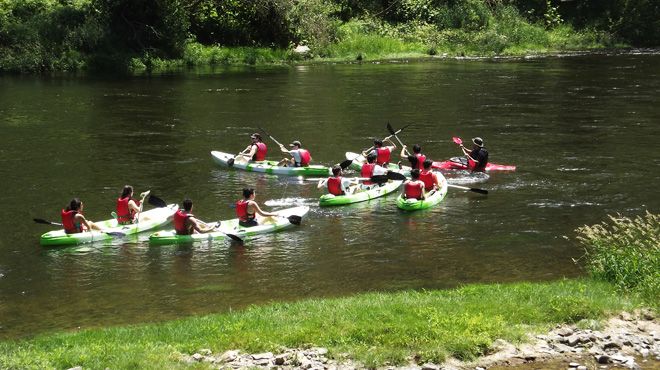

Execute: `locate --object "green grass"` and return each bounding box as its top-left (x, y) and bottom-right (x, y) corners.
top-left (0, 279), bottom-right (641, 369)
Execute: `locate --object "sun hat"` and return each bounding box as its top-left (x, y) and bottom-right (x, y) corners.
top-left (472, 137), bottom-right (484, 147)
top-left (289, 140), bottom-right (302, 147)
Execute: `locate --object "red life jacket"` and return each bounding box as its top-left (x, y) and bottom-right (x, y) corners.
top-left (61, 209), bottom-right (82, 234)
top-left (298, 149), bottom-right (311, 166)
top-left (253, 142), bottom-right (267, 161)
top-left (235, 199), bottom-right (255, 222)
top-left (414, 154), bottom-right (427, 170)
top-left (361, 163), bottom-right (376, 185)
top-left (327, 177), bottom-right (344, 196)
top-left (419, 170), bottom-right (435, 190)
top-left (404, 181), bottom-right (424, 199)
top-left (116, 197), bottom-right (140, 224)
top-left (376, 147), bottom-right (391, 165)
top-left (174, 210), bottom-right (193, 235)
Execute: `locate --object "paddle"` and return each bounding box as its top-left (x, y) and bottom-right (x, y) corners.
top-left (286, 215), bottom-right (302, 225)
top-left (33, 218), bottom-right (126, 237)
top-left (201, 221), bottom-right (243, 243)
top-left (147, 194), bottom-right (167, 208)
top-left (339, 159), bottom-right (353, 170)
top-left (452, 136), bottom-right (463, 145)
top-left (308, 171), bottom-right (405, 184)
top-left (386, 122), bottom-right (407, 148)
top-left (258, 127), bottom-right (285, 147)
top-left (447, 184), bottom-right (489, 195)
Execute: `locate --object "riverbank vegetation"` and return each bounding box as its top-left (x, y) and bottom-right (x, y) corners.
top-left (1, 0), bottom-right (658, 73)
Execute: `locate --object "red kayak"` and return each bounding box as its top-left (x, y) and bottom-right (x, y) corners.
top-left (432, 157), bottom-right (516, 172)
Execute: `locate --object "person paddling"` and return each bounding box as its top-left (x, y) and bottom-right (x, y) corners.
top-left (362, 138), bottom-right (396, 166)
top-left (318, 166), bottom-right (357, 196)
top-left (419, 160), bottom-right (441, 192)
top-left (360, 153), bottom-right (388, 187)
top-left (402, 169), bottom-right (426, 200)
top-left (236, 188), bottom-right (278, 227)
top-left (278, 140), bottom-right (312, 167)
top-left (400, 144), bottom-right (427, 170)
top-left (116, 185), bottom-right (148, 225)
top-left (460, 137), bottom-right (489, 172)
top-left (236, 133), bottom-right (268, 163)
top-left (173, 199), bottom-right (217, 235)
top-left (61, 198), bottom-right (103, 234)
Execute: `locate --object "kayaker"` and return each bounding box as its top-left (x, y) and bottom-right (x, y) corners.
top-left (318, 166), bottom-right (357, 196)
top-left (400, 144), bottom-right (427, 170)
top-left (419, 160), bottom-right (441, 192)
top-left (116, 185), bottom-right (147, 225)
top-left (173, 199), bottom-right (217, 235)
top-left (236, 133), bottom-right (268, 163)
top-left (236, 188), bottom-right (278, 227)
top-left (460, 137), bottom-right (489, 172)
top-left (362, 138), bottom-right (396, 166)
top-left (402, 169), bottom-right (426, 200)
top-left (361, 153), bottom-right (388, 186)
top-left (277, 140), bottom-right (312, 167)
top-left (61, 198), bottom-right (103, 234)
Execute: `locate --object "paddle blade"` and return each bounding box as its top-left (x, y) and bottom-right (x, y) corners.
top-left (386, 122), bottom-right (396, 135)
top-left (225, 233), bottom-right (243, 243)
top-left (370, 175), bottom-right (389, 184)
top-left (148, 195), bottom-right (167, 208)
top-left (386, 171), bottom-right (407, 181)
top-left (339, 159), bottom-right (353, 170)
top-left (452, 136), bottom-right (463, 145)
top-left (470, 187), bottom-right (489, 195)
top-left (227, 158), bottom-right (235, 167)
top-left (105, 231), bottom-right (126, 237)
top-left (34, 218), bottom-right (60, 226)
top-left (287, 215), bottom-right (302, 225)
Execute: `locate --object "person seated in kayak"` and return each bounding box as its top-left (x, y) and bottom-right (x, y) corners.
top-left (61, 198), bottom-right (103, 234)
top-left (236, 188), bottom-right (279, 227)
top-left (402, 169), bottom-right (426, 200)
top-left (361, 153), bottom-right (388, 187)
top-left (362, 138), bottom-right (396, 166)
top-left (236, 133), bottom-right (268, 163)
top-left (460, 137), bottom-right (489, 172)
top-left (318, 166), bottom-right (358, 195)
top-left (419, 160), bottom-right (441, 193)
top-left (174, 199), bottom-right (217, 235)
top-left (277, 140), bottom-right (312, 167)
top-left (400, 144), bottom-right (427, 170)
top-left (116, 185), bottom-right (149, 225)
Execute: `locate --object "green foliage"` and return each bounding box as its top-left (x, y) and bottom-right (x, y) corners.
top-left (576, 212), bottom-right (660, 308)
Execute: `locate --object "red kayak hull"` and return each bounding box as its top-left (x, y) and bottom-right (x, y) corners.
top-left (432, 159), bottom-right (516, 172)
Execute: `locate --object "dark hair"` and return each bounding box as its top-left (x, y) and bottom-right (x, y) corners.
top-left (366, 153), bottom-right (377, 163)
top-left (251, 133), bottom-right (262, 141)
top-left (423, 159), bottom-right (433, 169)
top-left (411, 169), bottom-right (420, 179)
top-left (373, 139), bottom-right (383, 147)
top-left (242, 188), bottom-right (255, 199)
top-left (66, 198), bottom-right (82, 212)
top-left (413, 144), bottom-right (422, 153)
top-left (120, 185), bottom-right (133, 199)
top-left (332, 166), bottom-right (341, 176)
top-left (182, 198), bottom-right (193, 212)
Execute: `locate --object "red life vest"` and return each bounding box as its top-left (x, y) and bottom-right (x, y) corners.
top-left (61, 209), bottom-right (82, 234)
top-left (376, 147), bottom-right (391, 165)
top-left (404, 181), bottom-right (424, 199)
top-left (327, 177), bottom-right (344, 196)
top-left (235, 199), bottom-right (255, 222)
top-left (298, 149), bottom-right (311, 166)
top-left (116, 197), bottom-right (140, 224)
top-left (414, 154), bottom-right (427, 170)
top-left (253, 142), bottom-right (267, 161)
top-left (174, 210), bottom-right (193, 235)
top-left (419, 170), bottom-right (435, 190)
top-left (361, 163), bottom-right (376, 185)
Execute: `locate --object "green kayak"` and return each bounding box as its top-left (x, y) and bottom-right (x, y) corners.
top-left (345, 152), bottom-right (411, 175)
top-left (396, 174), bottom-right (449, 211)
top-left (319, 180), bottom-right (402, 206)
top-left (149, 206), bottom-right (309, 245)
top-left (212, 151), bottom-right (331, 177)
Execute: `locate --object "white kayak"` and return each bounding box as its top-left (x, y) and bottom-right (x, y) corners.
top-left (211, 151), bottom-right (331, 177)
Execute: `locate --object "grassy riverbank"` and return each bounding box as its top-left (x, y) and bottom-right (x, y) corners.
top-left (0, 279), bottom-right (644, 369)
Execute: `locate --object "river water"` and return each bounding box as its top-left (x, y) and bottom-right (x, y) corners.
top-left (0, 52), bottom-right (658, 339)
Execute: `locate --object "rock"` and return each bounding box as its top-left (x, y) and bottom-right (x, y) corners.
top-left (199, 348), bottom-right (212, 356)
top-left (220, 350), bottom-right (240, 362)
top-left (557, 328), bottom-right (574, 337)
top-left (567, 335), bottom-right (581, 347)
top-left (639, 348), bottom-right (649, 357)
top-left (620, 312), bottom-right (634, 321)
top-left (577, 366), bottom-right (587, 370)
top-left (67, 367), bottom-right (82, 370)
top-left (192, 353), bottom-right (203, 361)
top-left (603, 341), bottom-right (622, 350)
top-left (275, 354), bottom-right (288, 365)
top-left (252, 352), bottom-right (273, 360)
top-left (421, 363), bottom-right (439, 370)
top-left (316, 347), bottom-right (329, 355)
top-left (596, 354), bottom-right (612, 364)
top-left (294, 45), bottom-right (311, 54)
top-left (568, 362), bottom-right (580, 367)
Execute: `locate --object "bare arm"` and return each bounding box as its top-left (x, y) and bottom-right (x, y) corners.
top-left (250, 201), bottom-right (277, 217)
top-left (317, 178), bottom-right (328, 189)
top-left (400, 145), bottom-right (410, 158)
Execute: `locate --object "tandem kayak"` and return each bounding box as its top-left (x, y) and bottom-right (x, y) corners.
top-left (396, 172), bottom-right (449, 211)
top-left (345, 152), bottom-right (515, 173)
top-left (319, 180), bottom-right (402, 207)
top-left (40, 205), bottom-right (178, 246)
top-left (211, 151), bottom-right (331, 177)
top-left (149, 206), bottom-right (309, 245)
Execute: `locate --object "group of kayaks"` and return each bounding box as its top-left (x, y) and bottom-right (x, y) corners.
top-left (39, 131), bottom-right (514, 247)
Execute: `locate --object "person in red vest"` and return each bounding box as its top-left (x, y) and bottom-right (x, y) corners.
top-left (61, 198), bottom-right (103, 234)
top-left (318, 166), bottom-right (357, 195)
top-left (460, 137), bottom-right (489, 172)
top-left (360, 153), bottom-right (388, 187)
top-left (419, 160), bottom-right (441, 192)
top-left (402, 169), bottom-right (426, 200)
top-left (115, 185), bottom-right (149, 225)
top-left (362, 138), bottom-right (396, 166)
top-left (236, 133), bottom-right (268, 163)
top-left (173, 199), bottom-right (217, 235)
top-left (236, 188), bottom-right (278, 227)
top-left (400, 144), bottom-right (427, 170)
top-left (278, 140), bottom-right (312, 167)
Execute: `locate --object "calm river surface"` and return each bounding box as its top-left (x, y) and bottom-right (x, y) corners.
top-left (1, 52), bottom-right (658, 339)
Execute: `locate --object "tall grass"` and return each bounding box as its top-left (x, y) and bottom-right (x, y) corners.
top-left (0, 279), bottom-right (639, 369)
top-left (576, 212), bottom-right (659, 307)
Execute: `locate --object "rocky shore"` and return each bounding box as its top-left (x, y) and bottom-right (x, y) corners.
top-left (181, 310), bottom-right (658, 369)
